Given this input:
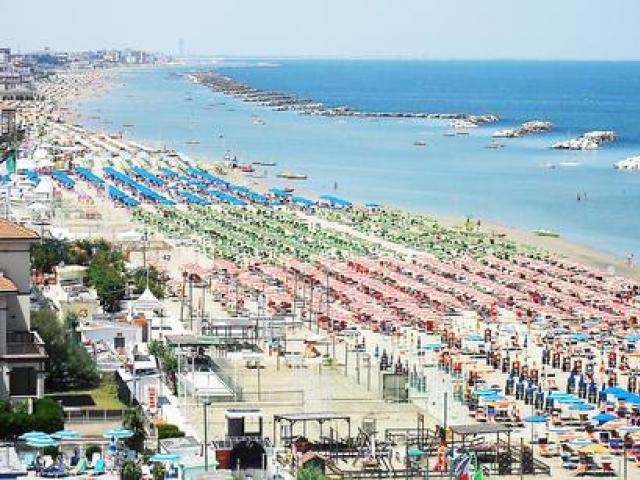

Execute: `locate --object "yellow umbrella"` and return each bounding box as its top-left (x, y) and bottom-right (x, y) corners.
top-left (579, 444), bottom-right (610, 455)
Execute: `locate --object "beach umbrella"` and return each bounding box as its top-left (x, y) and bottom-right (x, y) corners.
top-left (19, 431), bottom-right (50, 441)
top-left (523, 415), bottom-right (548, 443)
top-left (625, 334), bottom-right (640, 342)
top-left (523, 415), bottom-right (549, 424)
top-left (26, 437), bottom-right (59, 448)
top-left (547, 392), bottom-right (572, 400)
top-left (558, 396), bottom-right (583, 404)
top-left (570, 403), bottom-right (595, 412)
top-left (52, 430), bottom-right (82, 440)
top-left (569, 439), bottom-right (594, 447)
top-left (570, 333), bottom-right (589, 342)
top-left (579, 444), bottom-right (610, 455)
top-left (149, 453), bottom-right (182, 462)
top-left (592, 413), bottom-right (617, 424)
top-left (618, 426), bottom-right (640, 433)
top-left (103, 428), bottom-right (134, 440)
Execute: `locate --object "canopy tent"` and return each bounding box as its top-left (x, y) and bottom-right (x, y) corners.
top-left (132, 166), bottom-right (166, 187)
top-left (319, 194), bottom-right (352, 208)
top-left (292, 196), bottom-right (315, 208)
top-left (104, 167), bottom-right (174, 206)
top-left (51, 170), bottom-right (75, 188)
top-left (108, 185), bottom-right (140, 207)
top-left (134, 287), bottom-right (162, 311)
top-left (178, 190), bottom-right (209, 206)
top-left (75, 166), bottom-right (104, 185)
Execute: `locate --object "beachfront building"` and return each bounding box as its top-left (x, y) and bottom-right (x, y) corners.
top-left (0, 218), bottom-right (47, 400)
top-left (0, 48), bottom-right (34, 100)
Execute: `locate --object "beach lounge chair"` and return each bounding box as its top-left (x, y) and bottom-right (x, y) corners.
top-left (23, 453), bottom-right (35, 471)
top-left (73, 457), bottom-right (88, 476)
top-left (93, 458), bottom-right (106, 475)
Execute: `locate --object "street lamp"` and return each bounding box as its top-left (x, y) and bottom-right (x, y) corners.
top-left (203, 400), bottom-right (211, 471)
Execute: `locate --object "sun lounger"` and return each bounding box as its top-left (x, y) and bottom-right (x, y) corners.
top-left (23, 453), bottom-right (35, 471)
top-left (92, 458), bottom-right (106, 475)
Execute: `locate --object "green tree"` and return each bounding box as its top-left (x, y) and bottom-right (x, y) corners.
top-left (131, 266), bottom-right (164, 300)
top-left (123, 407), bottom-right (146, 453)
top-left (30, 239), bottom-right (67, 273)
top-left (297, 468), bottom-right (328, 480)
top-left (31, 309), bottom-right (100, 391)
top-left (88, 249), bottom-right (127, 312)
top-left (120, 460), bottom-right (142, 480)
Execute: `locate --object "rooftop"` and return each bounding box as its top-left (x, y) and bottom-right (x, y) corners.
top-left (0, 218), bottom-right (38, 240)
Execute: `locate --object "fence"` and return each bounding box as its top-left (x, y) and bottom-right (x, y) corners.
top-left (64, 408), bottom-right (126, 423)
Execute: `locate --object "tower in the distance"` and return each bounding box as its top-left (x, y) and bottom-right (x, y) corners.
top-left (178, 39), bottom-right (185, 57)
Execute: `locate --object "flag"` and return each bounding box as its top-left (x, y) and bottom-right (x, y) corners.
top-left (453, 452), bottom-right (471, 480)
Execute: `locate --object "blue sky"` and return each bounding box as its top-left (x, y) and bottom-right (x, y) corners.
top-left (3, 0), bottom-right (640, 60)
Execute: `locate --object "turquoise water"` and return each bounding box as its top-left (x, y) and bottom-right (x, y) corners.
top-left (77, 62), bottom-right (640, 258)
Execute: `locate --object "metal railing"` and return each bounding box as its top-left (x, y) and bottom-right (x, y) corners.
top-left (64, 408), bottom-right (126, 423)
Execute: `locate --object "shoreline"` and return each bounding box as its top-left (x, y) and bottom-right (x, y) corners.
top-left (66, 66), bottom-right (638, 280)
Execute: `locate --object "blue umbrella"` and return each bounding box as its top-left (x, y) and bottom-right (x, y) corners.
top-left (547, 392), bottom-right (572, 400)
top-left (52, 430), bottom-right (82, 440)
top-left (592, 413), bottom-right (617, 424)
top-left (19, 431), bottom-right (50, 441)
top-left (150, 453), bottom-right (182, 462)
top-left (483, 394), bottom-right (506, 402)
top-left (618, 426), bottom-right (640, 433)
top-left (465, 333), bottom-right (483, 342)
top-left (474, 389), bottom-right (499, 396)
top-left (558, 396), bottom-right (583, 404)
top-left (523, 415), bottom-right (549, 423)
top-left (571, 333), bottom-right (589, 342)
top-left (103, 428), bottom-right (134, 440)
top-left (625, 334), bottom-right (640, 342)
top-left (570, 403), bottom-right (596, 412)
top-left (569, 439), bottom-right (593, 447)
top-left (27, 438), bottom-right (59, 448)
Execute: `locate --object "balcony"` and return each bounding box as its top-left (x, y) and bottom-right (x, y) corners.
top-left (3, 331), bottom-right (47, 359)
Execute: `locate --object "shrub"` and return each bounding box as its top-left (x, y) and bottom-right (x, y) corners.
top-left (121, 460), bottom-right (142, 480)
top-left (0, 398), bottom-right (63, 440)
top-left (157, 424), bottom-right (185, 440)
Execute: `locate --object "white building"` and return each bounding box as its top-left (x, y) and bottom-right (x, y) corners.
top-left (0, 218), bottom-right (47, 399)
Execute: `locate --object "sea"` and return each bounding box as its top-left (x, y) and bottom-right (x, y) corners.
top-left (76, 60), bottom-right (640, 259)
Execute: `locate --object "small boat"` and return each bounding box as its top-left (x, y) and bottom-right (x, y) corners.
top-left (238, 164), bottom-right (255, 173)
top-left (185, 140), bottom-right (201, 145)
top-left (558, 161), bottom-right (580, 167)
top-left (259, 161), bottom-right (277, 167)
top-left (443, 132), bottom-right (456, 137)
top-left (185, 97), bottom-right (193, 101)
top-left (252, 118), bottom-right (266, 126)
top-left (485, 142), bottom-right (505, 149)
top-left (533, 229), bottom-right (560, 238)
top-left (277, 171), bottom-right (307, 180)
top-left (413, 140), bottom-right (427, 147)
top-left (123, 124), bottom-right (135, 128)
top-left (284, 187), bottom-right (295, 193)
top-left (456, 131), bottom-right (470, 136)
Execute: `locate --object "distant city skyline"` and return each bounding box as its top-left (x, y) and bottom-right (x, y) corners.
top-left (5, 0), bottom-right (640, 60)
